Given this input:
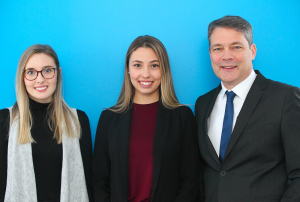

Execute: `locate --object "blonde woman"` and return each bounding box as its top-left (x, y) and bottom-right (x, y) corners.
top-left (0, 44), bottom-right (93, 202)
top-left (92, 36), bottom-right (200, 202)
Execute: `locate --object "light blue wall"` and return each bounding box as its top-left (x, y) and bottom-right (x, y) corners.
top-left (1, 0), bottom-right (299, 144)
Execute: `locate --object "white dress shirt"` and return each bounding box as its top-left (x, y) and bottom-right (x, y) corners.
top-left (207, 70), bottom-right (257, 156)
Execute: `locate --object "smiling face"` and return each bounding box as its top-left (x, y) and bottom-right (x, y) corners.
top-left (129, 47), bottom-right (161, 104)
top-left (24, 53), bottom-right (58, 103)
top-left (209, 27), bottom-right (257, 89)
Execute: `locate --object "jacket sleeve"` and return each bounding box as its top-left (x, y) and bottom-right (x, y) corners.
top-left (0, 109), bottom-right (9, 202)
top-left (281, 87), bottom-right (300, 201)
top-left (174, 107), bottom-right (202, 202)
top-left (92, 110), bottom-right (111, 202)
top-left (195, 100), bottom-right (205, 202)
top-left (77, 110), bottom-right (94, 202)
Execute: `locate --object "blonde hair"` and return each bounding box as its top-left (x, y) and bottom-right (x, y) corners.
top-left (11, 44), bottom-right (81, 144)
top-left (110, 35), bottom-right (183, 113)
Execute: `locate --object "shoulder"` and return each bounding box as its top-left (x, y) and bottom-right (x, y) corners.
top-left (76, 109), bottom-right (90, 125)
top-left (100, 109), bottom-right (117, 118)
top-left (166, 106), bottom-right (196, 131)
top-left (195, 85), bottom-right (220, 106)
top-left (262, 78), bottom-right (300, 102)
top-left (0, 108), bottom-right (10, 124)
top-left (0, 108), bottom-right (10, 137)
top-left (255, 71), bottom-right (298, 94)
top-left (266, 79), bottom-right (298, 92)
top-left (95, 109), bottom-right (120, 134)
top-left (172, 105), bottom-right (193, 114)
top-left (169, 105), bottom-right (194, 120)
top-left (76, 109), bottom-right (88, 120)
top-left (269, 80), bottom-right (300, 101)
top-left (97, 109), bottom-right (119, 124)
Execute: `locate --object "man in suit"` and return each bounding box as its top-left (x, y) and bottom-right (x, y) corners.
top-left (195, 15), bottom-right (300, 202)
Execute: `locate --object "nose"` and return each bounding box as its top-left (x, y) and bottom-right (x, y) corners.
top-left (141, 67), bottom-right (150, 78)
top-left (35, 72), bottom-right (45, 83)
top-left (222, 48), bottom-right (233, 61)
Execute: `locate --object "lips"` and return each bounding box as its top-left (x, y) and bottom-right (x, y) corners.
top-left (34, 86), bottom-right (48, 92)
top-left (221, 66), bottom-right (237, 69)
top-left (221, 65), bottom-right (237, 71)
top-left (139, 81), bottom-right (153, 87)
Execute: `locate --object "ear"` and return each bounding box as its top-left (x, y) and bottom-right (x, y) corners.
top-left (250, 44), bottom-right (257, 60)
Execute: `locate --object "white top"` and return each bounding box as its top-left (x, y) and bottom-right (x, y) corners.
top-left (207, 70), bottom-right (257, 156)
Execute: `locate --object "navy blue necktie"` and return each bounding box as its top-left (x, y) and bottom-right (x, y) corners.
top-left (219, 91), bottom-right (236, 162)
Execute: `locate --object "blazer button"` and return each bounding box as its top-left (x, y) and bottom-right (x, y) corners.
top-left (220, 171), bottom-right (227, 176)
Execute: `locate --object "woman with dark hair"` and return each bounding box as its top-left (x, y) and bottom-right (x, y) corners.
top-left (92, 35), bottom-right (200, 201)
top-left (0, 44), bottom-right (93, 202)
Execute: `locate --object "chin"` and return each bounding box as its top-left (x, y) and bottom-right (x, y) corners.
top-left (32, 95), bottom-right (52, 103)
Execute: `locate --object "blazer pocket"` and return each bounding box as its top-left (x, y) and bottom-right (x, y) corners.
top-left (247, 124), bottom-right (274, 134)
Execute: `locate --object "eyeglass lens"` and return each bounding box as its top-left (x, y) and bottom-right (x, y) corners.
top-left (24, 68), bottom-right (55, 80)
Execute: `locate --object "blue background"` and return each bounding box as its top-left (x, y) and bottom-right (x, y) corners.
top-left (1, 0), bottom-right (299, 145)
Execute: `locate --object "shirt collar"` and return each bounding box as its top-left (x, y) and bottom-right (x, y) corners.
top-left (220, 69), bottom-right (257, 100)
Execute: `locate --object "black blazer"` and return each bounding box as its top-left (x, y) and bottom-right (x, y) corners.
top-left (195, 70), bottom-right (300, 202)
top-left (92, 101), bottom-right (200, 202)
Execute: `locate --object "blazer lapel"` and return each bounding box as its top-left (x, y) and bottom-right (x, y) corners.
top-left (151, 101), bottom-right (171, 199)
top-left (118, 107), bottom-right (132, 198)
top-left (203, 85), bottom-right (222, 166)
top-left (223, 70), bottom-right (267, 160)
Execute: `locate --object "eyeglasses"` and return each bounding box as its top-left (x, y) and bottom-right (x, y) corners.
top-left (23, 68), bottom-right (57, 81)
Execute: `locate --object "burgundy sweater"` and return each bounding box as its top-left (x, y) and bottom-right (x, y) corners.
top-left (127, 101), bottom-right (159, 202)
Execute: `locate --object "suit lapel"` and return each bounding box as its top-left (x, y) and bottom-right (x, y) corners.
top-left (223, 71), bottom-right (267, 160)
top-left (151, 101), bottom-right (171, 199)
top-left (203, 85), bottom-right (222, 166)
top-left (118, 106), bottom-right (132, 198)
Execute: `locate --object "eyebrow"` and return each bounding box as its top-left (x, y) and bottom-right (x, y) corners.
top-left (132, 60), bottom-right (159, 63)
top-left (25, 65), bottom-right (55, 70)
top-left (231, 41), bottom-right (243, 46)
top-left (211, 41), bottom-right (243, 48)
top-left (210, 43), bottom-right (222, 48)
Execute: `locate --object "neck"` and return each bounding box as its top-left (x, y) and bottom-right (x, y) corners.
top-left (133, 92), bottom-right (159, 104)
top-left (222, 69), bottom-right (253, 90)
top-left (29, 95), bottom-right (52, 104)
top-left (222, 83), bottom-right (236, 90)
top-left (29, 97), bottom-right (51, 112)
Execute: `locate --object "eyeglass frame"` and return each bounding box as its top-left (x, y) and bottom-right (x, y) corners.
top-left (23, 67), bottom-right (58, 81)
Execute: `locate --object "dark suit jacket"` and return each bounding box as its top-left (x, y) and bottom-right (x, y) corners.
top-left (92, 101), bottom-right (200, 202)
top-left (195, 70), bottom-right (300, 202)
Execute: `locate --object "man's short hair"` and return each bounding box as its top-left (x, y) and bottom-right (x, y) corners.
top-left (208, 15), bottom-right (253, 48)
